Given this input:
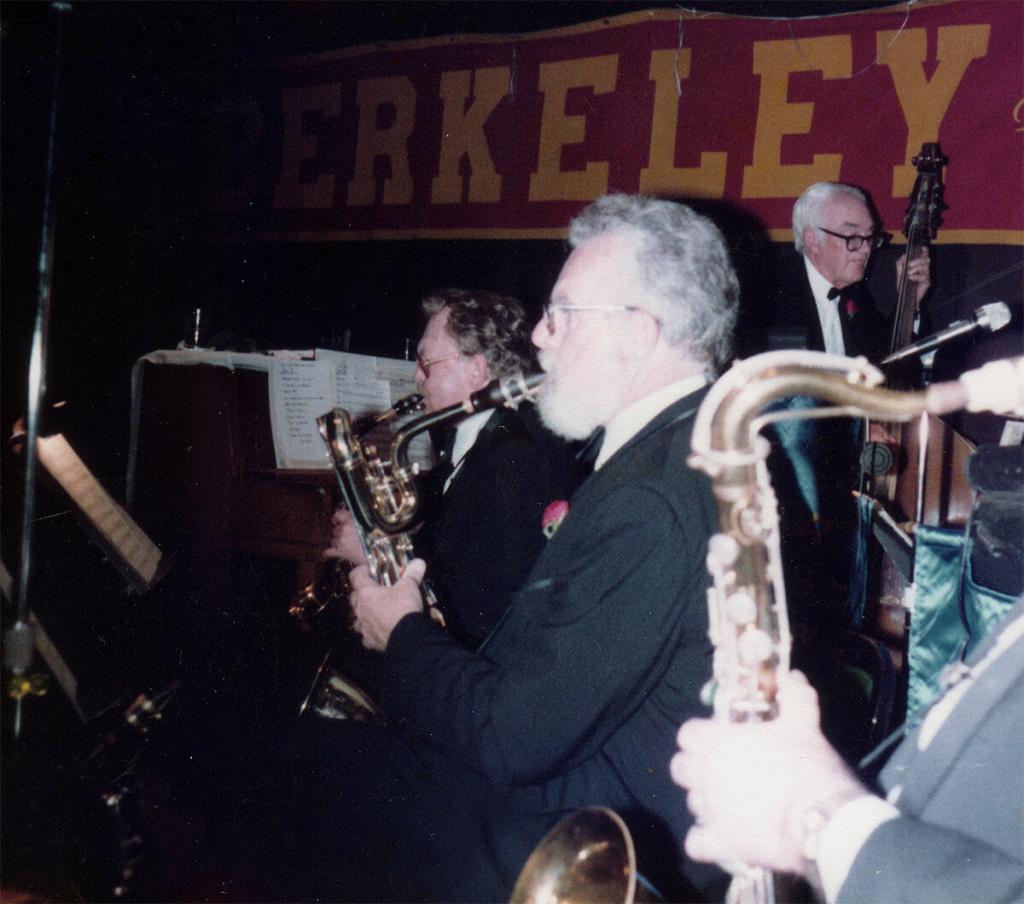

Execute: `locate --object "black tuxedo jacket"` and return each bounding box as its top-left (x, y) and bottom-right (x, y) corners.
top-left (788, 260), bottom-right (889, 361)
top-left (378, 388), bottom-right (725, 900)
top-left (414, 404), bottom-right (582, 649)
top-left (741, 252), bottom-right (889, 361)
top-left (838, 599), bottom-right (1024, 903)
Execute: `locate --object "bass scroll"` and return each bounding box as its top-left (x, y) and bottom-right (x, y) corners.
top-left (687, 350), bottom-right (1023, 904)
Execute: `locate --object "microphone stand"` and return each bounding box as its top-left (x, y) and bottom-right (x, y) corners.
top-left (5, 2), bottom-right (72, 739)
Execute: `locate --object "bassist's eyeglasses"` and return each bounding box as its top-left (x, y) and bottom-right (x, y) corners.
top-left (816, 227), bottom-right (889, 252)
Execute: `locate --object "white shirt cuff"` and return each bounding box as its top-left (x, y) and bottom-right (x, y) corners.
top-left (817, 794), bottom-right (900, 901)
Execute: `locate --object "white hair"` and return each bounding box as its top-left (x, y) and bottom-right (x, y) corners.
top-left (792, 183), bottom-right (870, 254)
top-left (568, 194), bottom-right (739, 373)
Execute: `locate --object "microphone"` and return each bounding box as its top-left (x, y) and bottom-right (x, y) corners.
top-left (881, 302), bottom-right (1011, 365)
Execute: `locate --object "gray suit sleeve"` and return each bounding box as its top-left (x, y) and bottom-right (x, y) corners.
top-left (838, 816), bottom-right (1024, 903)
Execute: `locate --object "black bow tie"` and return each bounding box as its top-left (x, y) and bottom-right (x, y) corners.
top-left (828, 282), bottom-right (866, 302)
top-left (576, 426), bottom-right (605, 469)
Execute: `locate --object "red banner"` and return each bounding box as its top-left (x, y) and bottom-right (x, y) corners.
top-left (210, 0), bottom-right (1023, 244)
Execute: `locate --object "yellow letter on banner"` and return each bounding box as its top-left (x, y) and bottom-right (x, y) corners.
top-left (879, 25), bottom-right (990, 197)
top-left (742, 36), bottom-right (851, 198)
top-left (529, 55), bottom-right (617, 202)
top-left (347, 76), bottom-right (416, 207)
top-left (432, 67), bottom-right (507, 204)
top-left (640, 49), bottom-right (727, 197)
top-left (273, 83), bottom-right (342, 210)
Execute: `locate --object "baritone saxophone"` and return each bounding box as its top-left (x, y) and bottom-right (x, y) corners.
top-left (509, 352), bottom-right (1021, 904)
top-left (317, 371), bottom-right (543, 622)
top-left (299, 371), bottom-right (543, 722)
top-left (687, 350), bottom-right (1023, 904)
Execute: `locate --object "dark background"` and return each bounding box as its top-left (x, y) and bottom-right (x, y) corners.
top-left (4, 0), bottom-right (1019, 490)
top-left (1, 3), bottom-right (1021, 900)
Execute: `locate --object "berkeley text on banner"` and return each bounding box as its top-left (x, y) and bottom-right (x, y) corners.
top-left (209, 0), bottom-right (1023, 244)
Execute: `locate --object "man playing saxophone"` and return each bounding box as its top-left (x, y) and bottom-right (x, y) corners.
top-left (673, 354), bottom-right (1024, 904)
top-left (335, 194), bottom-right (739, 901)
top-left (326, 287), bottom-right (582, 650)
top-left (671, 603), bottom-right (1023, 903)
top-left (166, 195), bottom-right (738, 902)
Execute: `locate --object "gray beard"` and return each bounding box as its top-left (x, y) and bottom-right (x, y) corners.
top-left (536, 370), bottom-right (623, 441)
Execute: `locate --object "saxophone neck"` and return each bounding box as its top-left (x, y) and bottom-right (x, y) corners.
top-left (390, 404), bottom-right (469, 479)
top-left (390, 371), bottom-right (544, 476)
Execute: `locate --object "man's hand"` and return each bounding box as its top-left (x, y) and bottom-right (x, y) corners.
top-left (325, 507), bottom-right (368, 566)
top-left (348, 559), bottom-right (427, 652)
top-left (670, 671), bottom-right (867, 876)
top-left (896, 246), bottom-right (931, 308)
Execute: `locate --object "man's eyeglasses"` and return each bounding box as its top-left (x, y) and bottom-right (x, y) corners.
top-left (816, 226), bottom-right (889, 252)
top-left (416, 351), bottom-right (461, 378)
top-left (543, 303), bottom-right (645, 334)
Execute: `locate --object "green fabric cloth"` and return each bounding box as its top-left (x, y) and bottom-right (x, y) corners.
top-left (907, 525), bottom-right (968, 723)
top-left (907, 524), bottom-right (1019, 723)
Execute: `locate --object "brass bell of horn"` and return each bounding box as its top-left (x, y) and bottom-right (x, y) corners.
top-left (510, 807), bottom-right (659, 904)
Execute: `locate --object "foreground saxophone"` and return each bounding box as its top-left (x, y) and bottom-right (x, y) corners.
top-left (687, 350), bottom-right (1024, 904)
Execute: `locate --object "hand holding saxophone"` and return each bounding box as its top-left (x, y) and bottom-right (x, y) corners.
top-left (324, 507), bottom-right (368, 567)
top-left (671, 671), bottom-right (867, 878)
top-left (349, 558), bottom-right (428, 652)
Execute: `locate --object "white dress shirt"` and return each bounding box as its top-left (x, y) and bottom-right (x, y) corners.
top-left (804, 257), bottom-right (846, 356)
top-left (444, 409), bottom-right (494, 492)
top-left (594, 374), bottom-right (708, 471)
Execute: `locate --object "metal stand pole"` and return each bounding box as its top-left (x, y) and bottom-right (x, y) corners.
top-left (4, 2), bottom-right (72, 738)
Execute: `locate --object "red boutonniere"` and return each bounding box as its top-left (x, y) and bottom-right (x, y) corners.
top-left (844, 298), bottom-right (858, 319)
top-left (542, 500), bottom-right (570, 538)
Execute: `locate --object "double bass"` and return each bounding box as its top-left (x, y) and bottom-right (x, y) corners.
top-left (860, 144), bottom-right (975, 643)
top-left (862, 141), bottom-right (948, 505)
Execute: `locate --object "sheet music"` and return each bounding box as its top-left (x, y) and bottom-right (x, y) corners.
top-left (268, 350), bottom-right (420, 468)
top-left (322, 350), bottom-right (392, 415)
top-left (376, 357), bottom-right (420, 402)
top-left (36, 434), bottom-right (162, 588)
top-left (268, 359), bottom-right (335, 468)
top-left (130, 348), bottom-right (428, 471)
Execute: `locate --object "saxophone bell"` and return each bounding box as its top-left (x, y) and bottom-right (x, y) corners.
top-left (511, 807), bottom-right (661, 904)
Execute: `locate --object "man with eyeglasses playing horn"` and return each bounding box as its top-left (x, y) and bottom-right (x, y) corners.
top-left (329, 194), bottom-right (738, 902)
top-left (327, 288), bottom-right (582, 651)
top-left (171, 195), bottom-right (734, 903)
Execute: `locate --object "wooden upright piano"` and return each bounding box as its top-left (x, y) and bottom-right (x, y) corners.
top-left (127, 351), bottom-right (337, 598)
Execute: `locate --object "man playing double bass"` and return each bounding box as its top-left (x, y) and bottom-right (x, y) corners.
top-left (765, 182), bottom-right (931, 638)
top-left (790, 181), bottom-right (931, 362)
